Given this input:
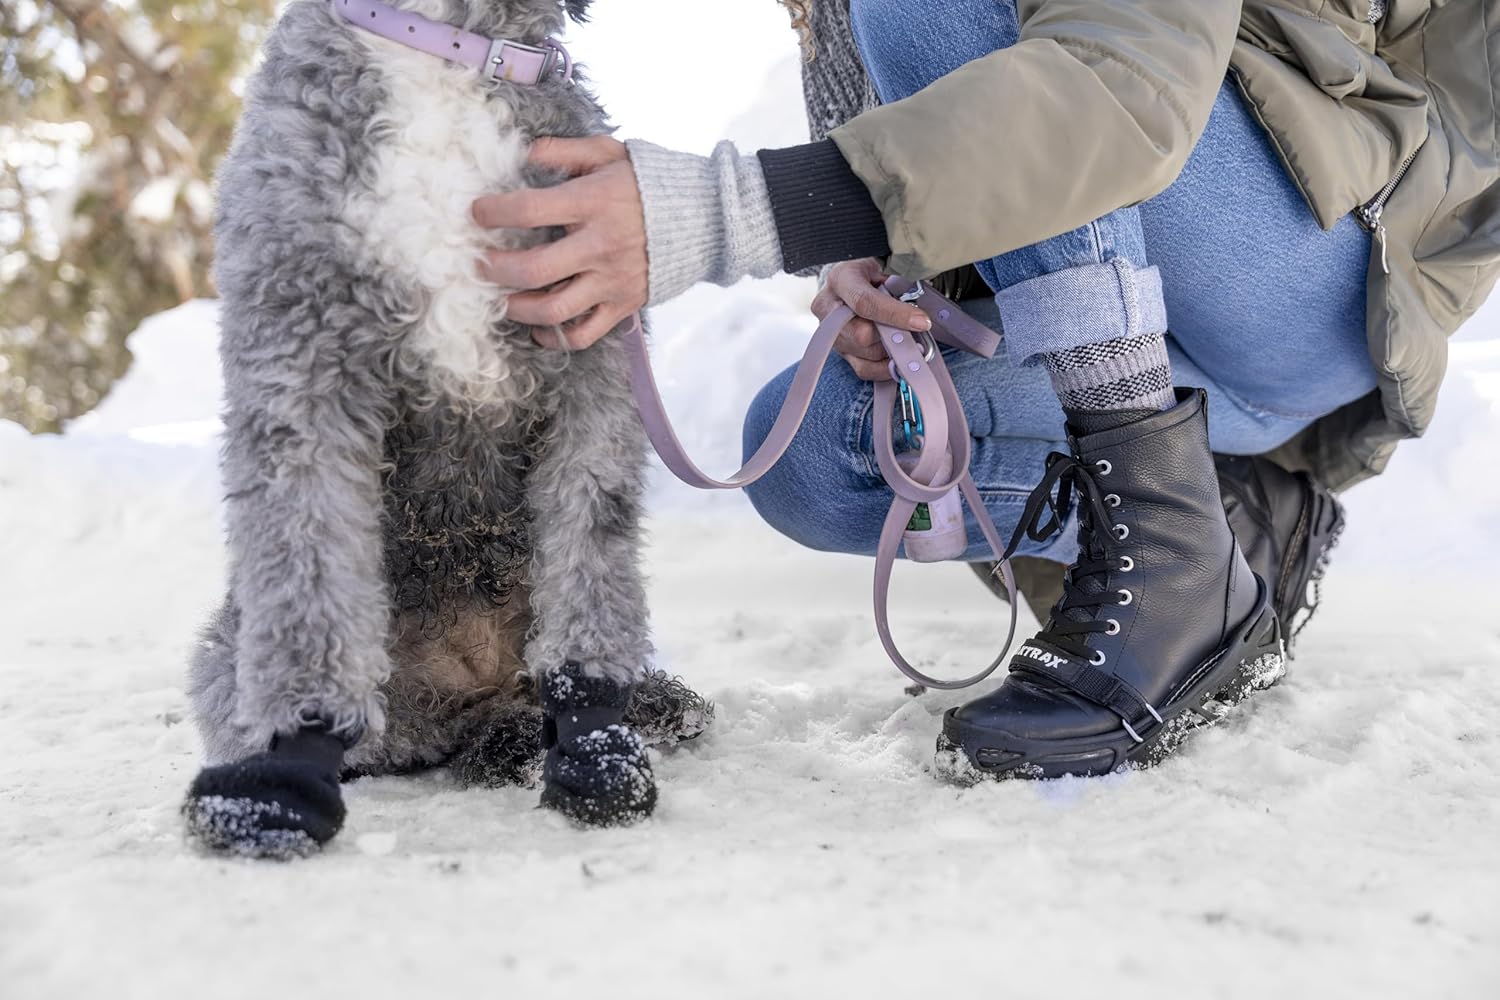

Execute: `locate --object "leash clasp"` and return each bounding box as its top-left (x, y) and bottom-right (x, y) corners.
top-left (898, 377), bottom-right (925, 449)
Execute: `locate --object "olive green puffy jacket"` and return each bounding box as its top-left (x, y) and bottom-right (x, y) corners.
top-left (828, 0), bottom-right (1500, 489)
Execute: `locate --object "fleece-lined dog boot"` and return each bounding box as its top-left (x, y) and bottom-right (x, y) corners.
top-left (540, 663), bottom-right (657, 826)
top-left (1217, 454), bottom-right (1345, 653)
top-left (937, 390), bottom-right (1284, 782)
top-left (182, 726), bottom-right (347, 859)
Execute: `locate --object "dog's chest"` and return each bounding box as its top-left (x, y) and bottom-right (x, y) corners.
top-left (341, 22), bottom-right (539, 400)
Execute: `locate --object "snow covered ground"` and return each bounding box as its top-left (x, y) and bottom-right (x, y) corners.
top-left (4, 7), bottom-right (1500, 997)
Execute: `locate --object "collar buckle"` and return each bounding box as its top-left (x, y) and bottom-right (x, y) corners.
top-left (483, 37), bottom-right (570, 85)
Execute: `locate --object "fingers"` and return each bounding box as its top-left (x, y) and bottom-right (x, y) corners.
top-left (811, 285), bottom-right (839, 321)
top-left (528, 136), bottom-right (627, 176)
top-left (840, 352), bottom-right (893, 382)
top-left (835, 317), bottom-right (886, 361)
top-left (812, 257), bottom-right (931, 335)
top-left (472, 159), bottom-right (648, 317)
top-left (836, 318), bottom-right (893, 382)
top-left (506, 274), bottom-right (606, 327)
top-left (531, 302), bottom-right (632, 351)
top-left (472, 182), bottom-right (585, 230)
top-left (479, 233), bottom-right (596, 290)
top-left (835, 277), bottom-right (932, 333)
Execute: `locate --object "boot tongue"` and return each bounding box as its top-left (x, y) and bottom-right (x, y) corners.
top-left (1051, 405), bottom-right (1154, 636)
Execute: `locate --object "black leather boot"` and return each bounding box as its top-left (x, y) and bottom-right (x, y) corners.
top-left (1216, 454), bottom-right (1345, 654)
top-left (182, 724), bottom-right (349, 859)
top-left (970, 457), bottom-right (1345, 645)
top-left (938, 390), bottom-right (1284, 781)
top-left (540, 663), bottom-right (657, 826)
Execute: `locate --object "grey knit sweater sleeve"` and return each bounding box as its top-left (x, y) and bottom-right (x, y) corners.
top-left (624, 3), bottom-right (881, 305)
top-left (625, 139), bottom-right (785, 307)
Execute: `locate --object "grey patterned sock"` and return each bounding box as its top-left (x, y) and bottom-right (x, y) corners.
top-left (1040, 333), bottom-right (1176, 413)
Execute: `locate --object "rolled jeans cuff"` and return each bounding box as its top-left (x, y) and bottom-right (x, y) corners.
top-left (995, 259), bottom-right (1168, 365)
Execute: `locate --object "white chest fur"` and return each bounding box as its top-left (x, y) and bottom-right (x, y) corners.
top-left (340, 4), bottom-right (539, 406)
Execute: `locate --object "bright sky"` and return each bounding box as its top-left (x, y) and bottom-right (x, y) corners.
top-left (563, 0), bottom-right (804, 153)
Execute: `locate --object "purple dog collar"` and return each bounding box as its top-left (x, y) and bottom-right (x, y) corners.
top-left (332, 0), bottom-right (572, 85)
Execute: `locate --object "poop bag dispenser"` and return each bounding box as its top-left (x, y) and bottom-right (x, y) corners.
top-left (896, 450), bottom-right (967, 562)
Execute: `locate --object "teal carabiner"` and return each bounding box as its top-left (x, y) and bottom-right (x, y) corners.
top-left (898, 378), bottom-right (925, 449)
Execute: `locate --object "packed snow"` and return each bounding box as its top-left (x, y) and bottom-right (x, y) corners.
top-left (3, 5), bottom-right (1499, 997)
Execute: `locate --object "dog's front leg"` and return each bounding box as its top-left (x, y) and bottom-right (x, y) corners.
top-left (182, 295), bottom-right (396, 858)
top-left (525, 336), bottom-right (657, 826)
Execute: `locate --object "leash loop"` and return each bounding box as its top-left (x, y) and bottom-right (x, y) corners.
top-left (625, 278), bottom-right (1019, 690)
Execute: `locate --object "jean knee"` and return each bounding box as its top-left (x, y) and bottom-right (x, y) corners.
top-left (742, 366), bottom-right (888, 555)
top-left (851, 0), bottom-right (1020, 102)
top-left (742, 367), bottom-right (808, 538)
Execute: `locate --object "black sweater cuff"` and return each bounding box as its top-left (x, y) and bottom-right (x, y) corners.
top-left (757, 140), bottom-right (891, 273)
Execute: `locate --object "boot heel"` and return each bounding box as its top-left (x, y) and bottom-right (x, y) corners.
top-left (1207, 592), bottom-right (1287, 714)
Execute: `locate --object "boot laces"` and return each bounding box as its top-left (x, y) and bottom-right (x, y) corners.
top-left (1003, 452), bottom-right (1131, 661)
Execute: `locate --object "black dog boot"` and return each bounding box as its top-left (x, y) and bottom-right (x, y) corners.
top-left (1217, 453), bottom-right (1345, 653)
top-left (540, 663), bottom-right (657, 826)
top-left (182, 724), bottom-right (348, 859)
top-left (938, 389), bottom-right (1284, 782)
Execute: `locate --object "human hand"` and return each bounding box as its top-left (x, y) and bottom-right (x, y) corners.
top-left (471, 136), bottom-right (648, 350)
top-left (812, 258), bottom-right (933, 381)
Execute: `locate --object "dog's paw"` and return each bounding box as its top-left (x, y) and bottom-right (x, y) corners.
top-left (625, 668), bottom-right (714, 747)
top-left (540, 723), bottom-right (657, 827)
top-left (182, 731), bottom-right (346, 860)
top-left (449, 704), bottom-right (545, 789)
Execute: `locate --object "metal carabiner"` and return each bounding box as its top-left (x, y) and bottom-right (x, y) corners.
top-left (898, 378), bottom-right (925, 449)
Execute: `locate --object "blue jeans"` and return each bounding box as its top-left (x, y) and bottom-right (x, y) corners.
top-left (742, 0), bottom-right (1377, 564)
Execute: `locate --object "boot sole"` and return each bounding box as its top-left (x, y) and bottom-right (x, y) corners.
top-left (935, 582), bottom-right (1286, 784)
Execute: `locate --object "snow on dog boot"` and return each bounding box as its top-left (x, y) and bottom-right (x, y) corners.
top-left (540, 662), bottom-right (657, 826)
top-left (937, 389), bottom-right (1285, 782)
top-left (182, 724), bottom-right (348, 859)
top-left (1216, 454), bottom-right (1345, 653)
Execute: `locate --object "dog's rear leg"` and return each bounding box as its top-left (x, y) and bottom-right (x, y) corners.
top-left (182, 291), bottom-right (396, 859)
top-left (525, 336), bottom-right (656, 826)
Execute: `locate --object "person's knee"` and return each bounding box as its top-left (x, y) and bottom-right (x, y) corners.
top-left (741, 370), bottom-right (817, 542)
top-left (741, 368), bottom-right (881, 556)
top-left (742, 365), bottom-right (791, 467)
top-left (851, 0), bottom-right (1020, 101)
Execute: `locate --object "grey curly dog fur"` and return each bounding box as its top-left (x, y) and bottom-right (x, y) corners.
top-left (188, 0), bottom-right (707, 786)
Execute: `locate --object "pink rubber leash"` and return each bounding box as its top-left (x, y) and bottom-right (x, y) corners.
top-left (625, 278), bottom-right (1020, 691)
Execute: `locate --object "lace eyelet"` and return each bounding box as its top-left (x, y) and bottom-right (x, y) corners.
top-left (1117, 589), bottom-right (1134, 606)
top-left (1114, 524), bottom-right (1130, 541)
top-left (1105, 618), bottom-right (1121, 636)
top-left (1118, 556), bottom-right (1134, 572)
top-left (1095, 459), bottom-right (1112, 475)
top-left (1105, 493), bottom-right (1121, 508)
top-left (1090, 650), bottom-right (1107, 666)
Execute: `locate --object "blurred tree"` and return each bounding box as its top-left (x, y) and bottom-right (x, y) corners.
top-left (1, 0), bottom-right (277, 432)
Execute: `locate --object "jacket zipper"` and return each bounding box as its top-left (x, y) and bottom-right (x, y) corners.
top-left (1356, 149), bottom-right (1418, 275)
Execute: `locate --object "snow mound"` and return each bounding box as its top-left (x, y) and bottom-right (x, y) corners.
top-left (68, 298), bottom-right (222, 444)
